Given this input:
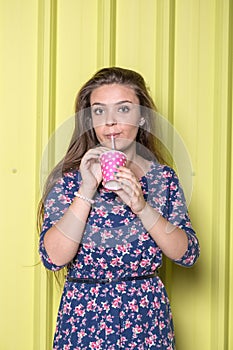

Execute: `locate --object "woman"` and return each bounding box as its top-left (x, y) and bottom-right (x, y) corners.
top-left (38, 67), bottom-right (200, 349)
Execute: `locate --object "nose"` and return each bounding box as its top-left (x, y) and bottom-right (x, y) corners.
top-left (105, 110), bottom-right (117, 126)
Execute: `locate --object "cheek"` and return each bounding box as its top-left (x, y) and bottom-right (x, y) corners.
top-left (122, 124), bottom-right (139, 138)
top-left (93, 126), bottom-right (104, 140)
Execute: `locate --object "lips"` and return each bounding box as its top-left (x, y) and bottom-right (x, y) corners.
top-left (105, 133), bottom-right (121, 139)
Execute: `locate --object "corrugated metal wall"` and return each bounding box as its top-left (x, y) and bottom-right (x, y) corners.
top-left (0, 1), bottom-right (232, 349)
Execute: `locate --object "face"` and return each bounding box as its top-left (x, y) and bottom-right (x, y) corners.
top-left (90, 84), bottom-right (141, 152)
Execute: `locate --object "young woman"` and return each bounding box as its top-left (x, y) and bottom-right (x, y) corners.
top-left (38, 67), bottom-right (200, 349)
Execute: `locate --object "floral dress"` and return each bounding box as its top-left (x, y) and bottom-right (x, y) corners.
top-left (39, 162), bottom-right (200, 350)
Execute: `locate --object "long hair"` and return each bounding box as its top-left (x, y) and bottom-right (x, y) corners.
top-left (37, 66), bottom-right (167, 234)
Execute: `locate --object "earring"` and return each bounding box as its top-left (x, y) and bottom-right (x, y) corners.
top-left (139, 118), bottom-right (145, 127)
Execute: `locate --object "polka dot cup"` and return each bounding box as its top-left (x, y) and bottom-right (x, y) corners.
top-left (100, 150), bottom-right (127, 190)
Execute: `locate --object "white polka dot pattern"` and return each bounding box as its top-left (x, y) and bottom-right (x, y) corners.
top-left (100, 150), bottom-right (127, 190)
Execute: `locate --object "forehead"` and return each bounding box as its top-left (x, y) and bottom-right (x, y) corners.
top-left (90, 84), bottom-right (139, 105)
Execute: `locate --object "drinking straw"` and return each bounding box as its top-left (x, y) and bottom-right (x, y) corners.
top-left (111, 134), bottom-right (115, 150)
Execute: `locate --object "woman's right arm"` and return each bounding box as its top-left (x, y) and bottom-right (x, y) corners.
top-left (43, 191), bottom-right (92, 266)
top-left (39, 147), bottom-right (104, 269)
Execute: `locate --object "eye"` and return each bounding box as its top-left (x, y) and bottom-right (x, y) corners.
top-left (92, 106), bottom-right (105, 116)
top-left (118, 105), bottom-right (130, 113)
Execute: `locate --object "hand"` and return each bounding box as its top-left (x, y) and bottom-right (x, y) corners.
top-left (113, 166), bottom-right (146, 214)
top-left (79, 147), bottom-right (107, 196)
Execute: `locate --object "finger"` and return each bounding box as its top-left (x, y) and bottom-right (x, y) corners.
top-left (115, 172), bottom-right (141, 190)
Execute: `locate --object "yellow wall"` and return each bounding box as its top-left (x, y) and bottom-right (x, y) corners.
top-left (1, 1), bottom-right (232, 349)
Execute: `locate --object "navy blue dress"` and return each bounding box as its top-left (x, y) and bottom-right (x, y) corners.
top-left (39, 162), bottom-right (200, 349)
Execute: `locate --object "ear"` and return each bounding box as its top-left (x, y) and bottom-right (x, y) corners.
top-left (139, 118), bottom-right (145, 127)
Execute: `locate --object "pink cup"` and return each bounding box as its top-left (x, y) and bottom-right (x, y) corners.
top-left (100, 150), bottom-right (127, 190)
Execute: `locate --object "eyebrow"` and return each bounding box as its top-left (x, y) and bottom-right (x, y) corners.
top-left (91, 100), bottom-right (133, 106)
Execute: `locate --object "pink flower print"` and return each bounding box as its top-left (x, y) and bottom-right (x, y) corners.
top-left (148, 246), bottom-right (158, 254)
top-left (129, 226), bottom-right (139, 235)
top-left (106, 314), bottom-right (113, 323)
top-left (140, 258), bottom-right (150, 267)
top-left (58, 194), bottom-right (71, 205)
top-left (147, 309), bottom-right (153, 317)
top-left (90, 286), bottom-right (100, 296)
top-left (67, 180), bottom-right (75, 189)
top-left (105, 271), bottom-right (114, 279)
top-left (112, 205), bottom-right (125, 215)
top-left (140, 295), bottom-right (149, 308)
top-left (57, 178), bottom-right (64, 185)
top-left (71, 325), bottom-right (77, 333)
top-left (140, 232), bottom-right (150, 241)
top-left (116, 282), bottom-right (127, 293)
top-left (161, 293), bottom-right (166, 304)
top-left (63, 302), bottom-right (72, 315)
top-left (89, 339), bottom-right (103, 349)
top-left (82, 241), bottom-right (96, 250)
top-left (88, 325), bottom-right (96, 333)
top-left (170, 182), bottom-right (178, 191)
top-left (110, 256), bottom-right (123, 267)
top-left (116, 244), bottom-right (130, 254)
top-left (119, 310), bottom-right (125, 319)
top-left (112, 296), bottom-right (122, 308)
top-left (167, 346), bottom-right (174, 350)
top-left (77, 292), bottom-right (85, 300)
top-left (145, 337), bottom-right (154, 346)
top-left (84, 254), bottom-right (93, 265)
top-left (74, 304), bottom-right (85, 317)
top-left (101, 301), bottom-right (110, 312)
top-left (67, 290), bottom-right (75, 299)
top-left (77, 329), bottom-right (87, 339)
top-left (101, 229), bottom-right (113, 242)
top-left (133, 324), bottom-right (143, 334)
top-left (87, 300), bottom-right (97, 311)
top-left (105, 219), bottom-right (113, 227)
top-left (90, 225), bottom-right (100, 233)
top-left (105, 326), bottom-right (114, 335)
top-left (122, 217), bottom-right (130, 225)
top-left (116, 229), bottom-right (124, 237)
top-left (95, 206), bottom-right (108, 218)
top-left (141, 280), bottom-right (151, 292)
top-left (75, 261), bottom-right (83, 269)
top-left (163, 170), bottom-right (172, 178)
top-left (128, 299), bottom-right (139, 312)
top-left (125, 319), bottom-right (132, 329)
top-left (46, 199), bottom-right (55, 208)
top-left (152, 299), bottom-right (161, 310)
top-left (159, 320), bottom-right (166, 331)
top-left (97, 257), bottom-right (107, 269)
top-left (130, 261), bottom-right (138, 271)
top-left (63, 328), bottom-right (70, 337)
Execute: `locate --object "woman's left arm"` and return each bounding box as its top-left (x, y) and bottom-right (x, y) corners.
top-left (137, 203), bottom-right (189, 260)
top-left (114, 166), bottom-right (200, 266)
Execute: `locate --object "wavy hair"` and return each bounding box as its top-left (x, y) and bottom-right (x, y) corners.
top-left (37, 67), bottom-right (167, 233)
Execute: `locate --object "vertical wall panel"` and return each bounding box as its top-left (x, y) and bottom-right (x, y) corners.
top-left (55, 0), bottom-right (99, 125)
top-left (0, 1), bottom-right (38, 349)
top-left (172, 1), bottom-right (215, 349)
top-left (116, 0), bottom-right (158, 94)
top-left (34, 1), bottom-right (58, 348)
top-left (211, 0), bottom-right (232, 348)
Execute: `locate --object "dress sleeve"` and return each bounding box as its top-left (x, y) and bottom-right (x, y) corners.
top-left (38, 173), bottom-right (79, 271)
top-left (165, 167), bottom-right (200, 267)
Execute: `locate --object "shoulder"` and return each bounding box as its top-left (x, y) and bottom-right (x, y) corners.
top-left (147, 162), bottom-right (177, 180)
top-left (46, 170), bottom-right (81, 200)
top-left (57, 170), bottom-right (81, 186)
